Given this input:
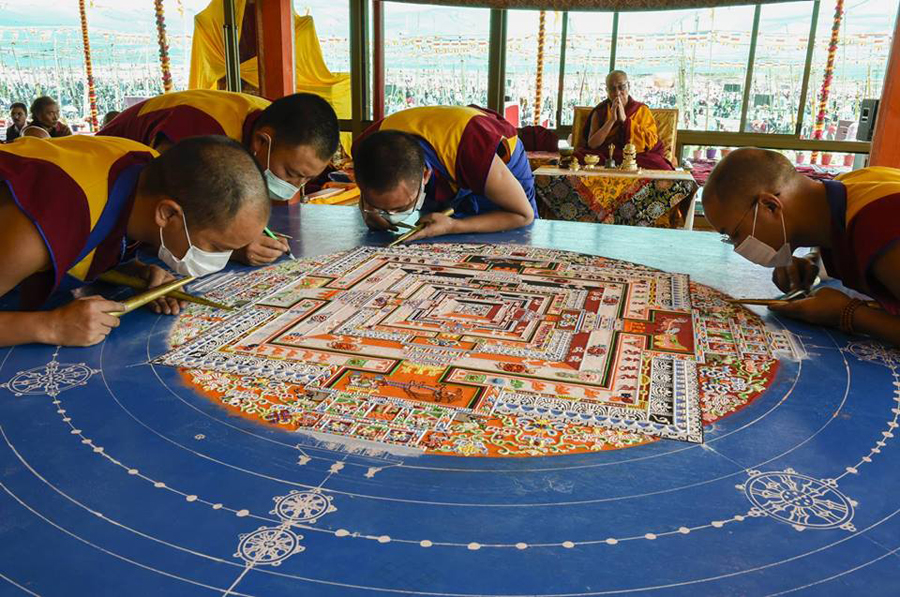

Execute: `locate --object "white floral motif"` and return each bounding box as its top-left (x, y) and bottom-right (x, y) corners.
top-left (235, 526), bottom-right (304, 566)
top-left (2, 357), bottom-right (99, 397)
top-left (738, 468), bottom-right (856, 532)
top-left (272, 490), bottom-right (337, 524)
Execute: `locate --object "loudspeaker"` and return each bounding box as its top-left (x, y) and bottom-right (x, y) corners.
top-left (857, 99), bottom-right (879, 141)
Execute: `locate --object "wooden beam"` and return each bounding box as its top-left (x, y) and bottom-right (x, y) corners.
top-left (869, 4), bottom-right (900, 166)
top-left (555, 12), bottom-right (568, 128)
top-left (609, 11), bottom-right (619, 71)
top-left (738, 4), bottom-right (761, 133)
top-left (487, 9), bottom-right (508, 114)
top-left (372, 1), bottom-right (385, 121)
top-left (255, 0), bottom-right (295, 99)
top-left (795, 0), bottom-right (820, 136)
top-left (349, 0), bottom-right (369, 137)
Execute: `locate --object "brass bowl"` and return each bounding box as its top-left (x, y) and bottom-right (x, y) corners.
top-left (559, 147), bottom-right (575, 158)
top-left (584, 155), bottom-right (600, 166)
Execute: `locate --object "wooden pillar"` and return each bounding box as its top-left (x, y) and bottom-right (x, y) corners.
top-left (869, 5), bottom-right (900, 167)
top-left (372, 1), bottom-right (385, 121)
top-left (256, 0), bottom-right (295, 99)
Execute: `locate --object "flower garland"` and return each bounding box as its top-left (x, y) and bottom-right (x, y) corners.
top-left (810, 0), bottom-right (844, 164)
top-left (78, 0), bottom-right (99, 131)
top-left (533, 10), bottom-right (546, 126)
top-left (155, 0), bottom-right (174, 93)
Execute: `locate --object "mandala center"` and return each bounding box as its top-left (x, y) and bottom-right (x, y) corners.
top-left (163, 245), bottom-right (791, 457)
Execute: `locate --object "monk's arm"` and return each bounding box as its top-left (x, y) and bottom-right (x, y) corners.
top-left (587, 111), bottom-right (615, 149)
top-left (406, 155), bottom-right (534, 241)
top-left (635, 107), bottom-right (659, 151)
top-left (451, 154), bottom-right (534, 233)
top-left (0, 189), bottom-right (123, 347)
top-left (0, 196), bottom-right (59, 345)
top-left (856, 244), bottom-right (900, 346)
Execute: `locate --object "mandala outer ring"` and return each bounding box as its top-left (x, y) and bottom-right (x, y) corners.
top-left (166, 244), bottom-right (783, 457)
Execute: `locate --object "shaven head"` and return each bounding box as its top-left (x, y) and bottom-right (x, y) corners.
top-left (255, 93), bottom-right (339, 160)
top-left (20, 125), bottom-right (50, 139)
top-left (606, 70), bottom-right (628, 88)
top-left (354, 131), bottom-right (424, 195)
top-left (141, 135), bottom-right (269, 230)
top-left (703, 148), bottom-right (797, 213)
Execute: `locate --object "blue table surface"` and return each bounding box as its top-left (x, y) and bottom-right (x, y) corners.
top-left (0, 204), bottom-right (898, 597)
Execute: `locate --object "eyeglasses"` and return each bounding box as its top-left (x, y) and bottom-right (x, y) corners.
top-left (607, 83), bottom-right (629, 92)
top-left (363, 179), bottom-right (424, 219)
top-left (720, 200), bottom-right (758, 246)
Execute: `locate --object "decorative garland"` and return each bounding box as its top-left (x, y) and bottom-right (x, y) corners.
top-left (78, 0), bottom-right (99, 131)
top-left (155, 0), bottom-right (174, 92)
top-left (810, 0), bottom-right (844, 164)
top-left (533, 10), bottom-right (546, 125)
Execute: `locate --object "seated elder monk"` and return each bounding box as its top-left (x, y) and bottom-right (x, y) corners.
top-left (578, 70), bottom-right (673, 171)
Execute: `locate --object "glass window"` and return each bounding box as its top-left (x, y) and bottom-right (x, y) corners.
top-left (800, 0), bottom-right (895, 140)
top-left (382, 2), bottom-right (490, 115)
top-left (294, 0), bottom-right (351, 73)
top-left (0, 0), bottom-right (209, 133)
top-left (615, 5), bottom-right (756, 131)
top-left (559, 11), bottom-right (614, 125)
top-left (505, 10), bottom-right (564, 128)
top-left (744, 2), bottom-right (815, 134)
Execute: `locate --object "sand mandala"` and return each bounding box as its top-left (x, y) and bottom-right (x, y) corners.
top-left (158, 244), bottom-right (800, 457)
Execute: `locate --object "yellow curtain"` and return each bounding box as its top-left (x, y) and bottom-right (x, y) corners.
top-left (189, 1), bottom-right (351, 151)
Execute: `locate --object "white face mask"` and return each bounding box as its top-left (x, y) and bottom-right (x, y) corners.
top-left (158, 210), bottom-right (232, 277)
top-left (733, 202), bottom-right (793, 268)
top-left (261, 133), bottom-right (302, 202)
top-left (371, 179), bottom-right (426, 225)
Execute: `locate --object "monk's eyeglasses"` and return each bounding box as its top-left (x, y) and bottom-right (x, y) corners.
top-left (607, 83), bottom-right (629, 92)
top-left (720, 199), bottom-right (758, 246)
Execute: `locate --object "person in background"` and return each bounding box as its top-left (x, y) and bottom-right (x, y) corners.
top-left (102, 111), bottom-right (121, 128)
top-left (580, 70), bottom-right (673, 171)
top-left (29, 96), bottom-right (72, 138)
top-left (5, 103), bottom-right (27, 143)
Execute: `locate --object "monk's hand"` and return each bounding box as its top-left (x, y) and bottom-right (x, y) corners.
top-left (772, 255), bottom-right (819, 294)
top-left (405, 212), bottom-right (456, 243)
top-left (234, 234), bottom-right (288, 266)
top-left (768, 287), bottom-right (851, 328)
top-left (614, 98), bottom-right (627, 123)
top-left (46, 296), bottom-right (125, 347)
top-left (139, 263), bottom-right (185, 315)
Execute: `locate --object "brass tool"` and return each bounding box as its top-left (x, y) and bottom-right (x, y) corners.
top-left (98, 270), bottom-right (232, 310)
top-left (728, 297), bottom-right (880, 308)
top-left (109, 276), bottom-right (196, 317)
top-left (387, 208), bottom-right (455, 248)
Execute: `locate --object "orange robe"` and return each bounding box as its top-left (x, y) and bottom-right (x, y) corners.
top-left (578, 98), bottom-right (673, 171)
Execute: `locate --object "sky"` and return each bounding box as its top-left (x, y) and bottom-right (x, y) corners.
top-left (0, 0), bottom-right (893, 36)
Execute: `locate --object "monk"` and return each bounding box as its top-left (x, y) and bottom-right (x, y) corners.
top-left (99, 89), bottom-right (339, 265)
top-left (703, 147), bottom-right (900, 347)
top-left (579, 70), bottom-right (673, 171)
top-left (352, 105), bottom-right (536, 241)
top-left (0, 135), bottom-right (268, 347)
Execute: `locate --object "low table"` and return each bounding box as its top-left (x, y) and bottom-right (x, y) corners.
top-left (534, 165), bottom-right (699, 229)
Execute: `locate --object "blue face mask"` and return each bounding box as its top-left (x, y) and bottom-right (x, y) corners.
top-left (261, 133), bottom-right (302, 202)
